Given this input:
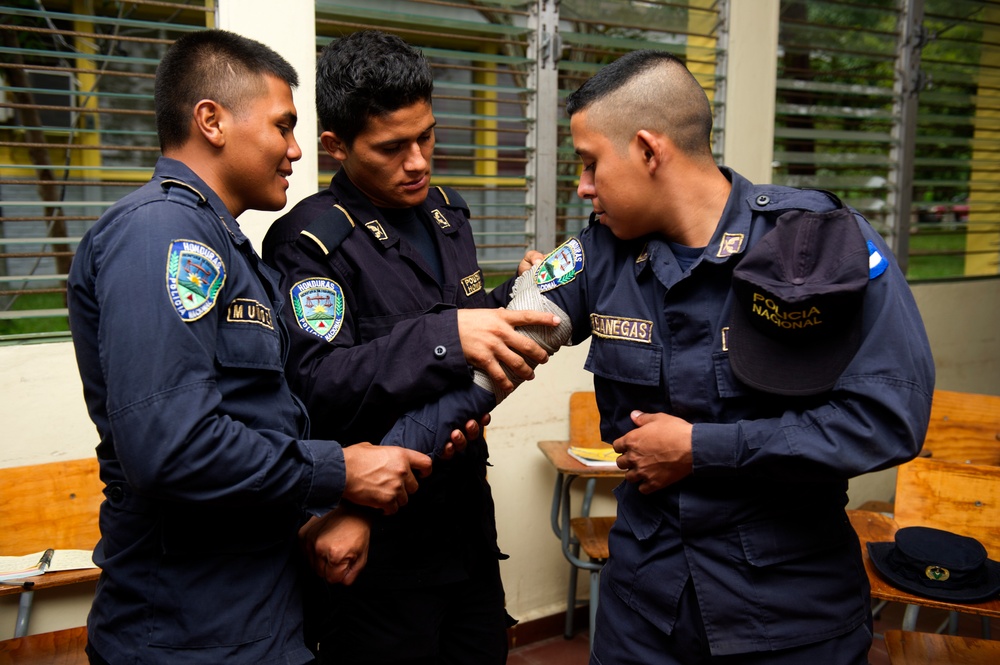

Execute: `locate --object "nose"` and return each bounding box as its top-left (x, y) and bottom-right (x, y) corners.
top-left (577, 169), bottom-right (595, 200)
top-left (403, 142), bottom-right (428, 173)
top-left (287, 129), bottom-right (303, 163)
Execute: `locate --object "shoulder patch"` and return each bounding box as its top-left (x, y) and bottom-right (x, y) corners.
top-left (166, 240), bottom-right (226, 321)
top-left (868, 240), bottom-right (889, 279)
top-left (536, 238), bottom-right (585, 293)
top-left (290, 277), bottom-right (345, 342)
top-left (301, 204), bottom-right (355, 255)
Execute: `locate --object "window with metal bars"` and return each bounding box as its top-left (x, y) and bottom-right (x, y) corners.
top-left (775, 0), bottom-right (1000, 281)
top-left (1, 0), bottom-right (212, 339)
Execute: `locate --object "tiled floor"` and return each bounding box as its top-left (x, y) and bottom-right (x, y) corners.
top-left (508, 601), bottom-right (991, 664)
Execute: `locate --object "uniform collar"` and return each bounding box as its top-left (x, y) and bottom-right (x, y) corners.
top-left (328, 169), bottom-right (456, 247)
top-left (153, 156), bottom-right (249, 245)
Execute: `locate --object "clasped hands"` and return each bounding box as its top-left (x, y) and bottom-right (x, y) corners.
top-left (612, 410), bottom-right (695, 494)
top-left (301, 415), bottom-right (488, 584)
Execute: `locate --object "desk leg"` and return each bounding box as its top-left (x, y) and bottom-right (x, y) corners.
top-left (14, 589), bottom-right (33, 637)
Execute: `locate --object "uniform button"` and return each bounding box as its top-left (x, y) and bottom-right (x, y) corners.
top-left (434, 345), bottom-right (447, 358)
top-left (756, 195), bottom-right (771, 206)
top-left (108, 485), bottom-right (124, 502)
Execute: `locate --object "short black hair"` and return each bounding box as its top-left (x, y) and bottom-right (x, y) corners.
top-left (566, 50), bottom-right (682, 117)
top-left (316, 30), bottom-right (433, 146)
top-left (155, 29), bottom-right (298, 151)
top-left (566, 50), bottom-right (713, 158)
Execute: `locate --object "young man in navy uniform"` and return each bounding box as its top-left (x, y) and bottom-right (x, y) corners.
top-left (262, 30), bottom-right (559, 665)
top-left (67, 30), bottom-right (435, 665)
top-left (380, 50), bottom-right (936, 664)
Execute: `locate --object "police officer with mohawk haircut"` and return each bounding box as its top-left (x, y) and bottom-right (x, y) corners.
top-left (377, 49), bottom-right (936, 665)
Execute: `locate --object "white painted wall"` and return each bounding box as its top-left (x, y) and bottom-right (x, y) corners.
top-left (217, 0), bottom-right (319, 251)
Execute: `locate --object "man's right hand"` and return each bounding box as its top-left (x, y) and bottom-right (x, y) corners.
top-left (457, 308), bottom-right (561, 393)
top-left (341, 443), bottom-right (432, 514)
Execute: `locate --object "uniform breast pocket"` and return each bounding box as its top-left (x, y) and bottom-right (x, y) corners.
top-left (215, 323), bottom-right (283, 372)
top-left (713, 350), bottom-right (752, 399)
top-left (585, 337), bottom-right (662, 386)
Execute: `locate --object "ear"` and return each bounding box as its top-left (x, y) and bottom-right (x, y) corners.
top-left (193, 99), bottom-right (225, 148)
top-left (320, 131), bottom-right (349, 161)
top-left (636, 129), bottom-right (668, 175)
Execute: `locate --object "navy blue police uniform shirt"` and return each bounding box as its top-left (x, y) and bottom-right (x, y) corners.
top-left (67, 157), bottom-right (346, 665)
top-left (380, 167), bottom-right (936, 655)
top-left (262, 169), bottom-right (514, 586)
top-left (539, 168), bottom-right (935, 655)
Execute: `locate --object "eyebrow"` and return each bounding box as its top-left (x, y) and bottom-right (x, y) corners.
top-left (374, 121), bottom-right (437, 148)
top-left (279, 111), bottom-right (297, 129)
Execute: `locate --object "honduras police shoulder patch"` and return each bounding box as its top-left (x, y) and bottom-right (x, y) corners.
top-left (536, 238), bottom-right (584, 293)
top-left (166, 240), bottom-right (226, 321)
top-left (290, 277), bottom-right (345, 342)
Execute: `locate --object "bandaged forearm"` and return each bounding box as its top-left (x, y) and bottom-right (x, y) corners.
top-left (473, 266), bottom-right (573, 403)
top-left (381, 265), bottom-right (573, 456)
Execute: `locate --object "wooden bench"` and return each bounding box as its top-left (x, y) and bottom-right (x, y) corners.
top-left (884, 629), bottom-right (1000, 665)
top-left (0, 626), bottom-right (88, 665)
top-left (920, 389), bottom-right (1000, 465)
top-left (856, 389), bottom-right (1000, 515)
top-left (0, 458), bottom-right (102, 643)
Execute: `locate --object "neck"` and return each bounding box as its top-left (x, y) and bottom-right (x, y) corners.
top-left (658, 161), bottom-right (731, 247)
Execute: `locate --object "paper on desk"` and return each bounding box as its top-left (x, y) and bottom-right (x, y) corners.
top-left (0, 549), bottom-right (98, 581)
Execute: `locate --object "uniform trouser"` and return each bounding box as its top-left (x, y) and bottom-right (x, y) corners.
top-left (591, 575), bottom-right (873, 665)
top-left (310, 556), bottom-right (510, 665)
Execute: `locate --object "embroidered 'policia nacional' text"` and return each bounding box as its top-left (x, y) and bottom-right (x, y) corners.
top-left (750, 293), bottom-right (823, 329)
top-left (590, 313), bottom-right (653, 343)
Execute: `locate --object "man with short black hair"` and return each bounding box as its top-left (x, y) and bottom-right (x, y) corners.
top-left (263, 29), bottom-right (557, 665)
top-left (68, 29), bottom-right (432, 665)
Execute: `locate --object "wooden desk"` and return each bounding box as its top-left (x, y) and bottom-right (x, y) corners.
top-left (0, 626), bottom-right (88, 665)
top-left (0, 569), bottom-right (100, 599)
top-left (537, 440), bottom-right (624, 553)
top-left (848, 510), bottom-right (1000, 625)
top-left (538, 440), bottom-right (624, 642)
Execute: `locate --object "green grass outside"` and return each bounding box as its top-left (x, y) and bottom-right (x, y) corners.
top-left (906, 227), bottom-right (968, 281)
top-left (0, 292), bottom-right (70, 337)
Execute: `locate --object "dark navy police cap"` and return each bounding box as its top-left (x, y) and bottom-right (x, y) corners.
top-left (867, 526), bottom-right (1000, 603)
top-left (728, 204), bottom-right (869, 396)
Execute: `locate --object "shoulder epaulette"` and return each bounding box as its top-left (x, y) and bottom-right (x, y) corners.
top-left (161, 179), bottom-right (207, 206)
top-left (431, 185), bottom-right (469, 213)
top-left (300, 204), bottom-right (356, 255)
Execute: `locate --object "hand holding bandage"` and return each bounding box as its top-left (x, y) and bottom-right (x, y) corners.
top-left (381, 264), bottom-right (573, 457)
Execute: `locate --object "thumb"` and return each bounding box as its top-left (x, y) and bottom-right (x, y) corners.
top-left (405, 449), bottom-right (433, 477)
top-left (630, 410), bottom-right (649, 426)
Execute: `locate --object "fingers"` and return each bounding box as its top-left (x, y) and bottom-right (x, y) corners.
top-left (405, 449), bottom-right (433, 478)
top-left (342, 444), bottom-right (431, 512)
top-left (497, 308), bottom-right (561, 329)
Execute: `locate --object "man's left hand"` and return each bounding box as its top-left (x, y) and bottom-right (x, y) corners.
top-left (442, 414), bottom-right (491, 459)
top-left (299, 504), bottom-right (372, 585)
top-left (613, 410), bottom-right (694, 494)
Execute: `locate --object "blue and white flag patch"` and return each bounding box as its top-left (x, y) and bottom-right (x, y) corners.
top-left (291, 278), bottom-right (345, 342)
top-left (868, 240), bottom-right (889, 279)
